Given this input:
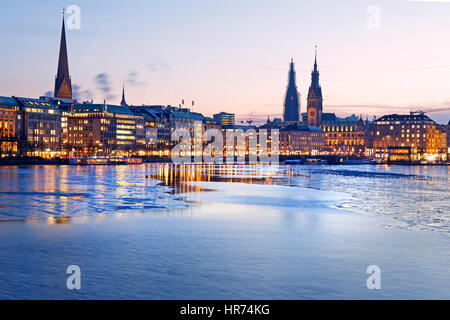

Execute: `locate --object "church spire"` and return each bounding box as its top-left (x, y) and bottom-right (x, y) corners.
top-left (307, 46), bottom-right (323, 127)
top-left (121, 83), bottom-right (127, 106)
top-left (314, 45), bottom-right (318, 71)
top-left (283, 58), bottom-right (300, 122)
top-left (54, 11), bottom-right (72, 99)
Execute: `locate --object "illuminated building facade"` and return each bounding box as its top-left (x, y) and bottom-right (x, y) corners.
top-left (15, 97), bottom-right (62, 158)
top-left (372, 113), bottom-right (447, 163)
top-left (447, 121), bottom-right (450, 157)
top-left (279, 125), bottom-right (325, 155)
top-left (129, 106), bottom-right (171, 156)
top-left (321, 118), bottom-right (369, 156)
top-left (0, 97), bottom-right (19, 157)
top-left (66, 103), bottom-right (145, 157)
top-left (213, 112), bottom-right (235, 126)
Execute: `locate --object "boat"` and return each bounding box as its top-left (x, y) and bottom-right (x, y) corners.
top-left (306, 158), bottom-right (327, 165)
top-left (69, 156), bottom-right (142, 165)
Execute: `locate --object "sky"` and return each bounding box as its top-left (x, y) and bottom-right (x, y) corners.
top-left (0, 0), bottom-right (449, 124)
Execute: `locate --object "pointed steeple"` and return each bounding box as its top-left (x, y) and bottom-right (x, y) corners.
top-left (54, 11), bottom-right (72, 99)
top-left (307, 46), bottom-right (323, 127)
top-left (314, 45), bottom-right (318, 71)
top-left (121, 83), bottom-right (127, 106)
top-left (283, 58), bottom-right (300, 122)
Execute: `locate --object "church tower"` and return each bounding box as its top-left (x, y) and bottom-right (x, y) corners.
top-left (283, 59), bottom-right (300, 122)
top-left (54, 12), bottom-right (72, 99)
top-left (120, 84), bottom-right (127, 106)
top-left (307, 47), bottom-right (323, 127)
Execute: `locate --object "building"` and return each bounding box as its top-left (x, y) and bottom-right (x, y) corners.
top-left (54, 14), bottom-right (72, 100)
top-left (372, 113), bottom-right (447, 162)
top-left (213, 112), bottom-right (235, 126)
top-left (15, 97), bottom-right (62, 158)
top-left (0, 97), bottom-right (19, 157)
top-left (129, 105), bottom-right (171, 156)
top-left (307, 48), bottom-right (323, 127)
top-left (321, 118), bottom-right (369, 156)
top-left (279, 125), bottom-right (325, 155)
top-left (283, 59), bottom-right (300, 122)
top-left (66, 103), bottom-right (145, 157)
top-left (447, 121), bottom-right (450, 157)
top-left (0, 96), bottom-right (63, 158)
top-left (221, 125), bottom-right (258, 159)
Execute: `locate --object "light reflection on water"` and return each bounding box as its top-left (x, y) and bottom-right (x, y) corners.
top-left (0, 164), bottom-right (449, 299)
top-left (0, 164), bottom-right (448, 232)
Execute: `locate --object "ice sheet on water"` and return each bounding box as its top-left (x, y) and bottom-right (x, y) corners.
top-left (184, 181), bottom-right (352, 209)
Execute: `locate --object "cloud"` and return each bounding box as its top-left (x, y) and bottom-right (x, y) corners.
top-left (72, 84), bottom-right (93, 102)
top-left (126, 71), bottom-right (146, 87)
top-left (146, 57), bottom-right (169, 73)
top-left (94, 73), bottom-right (116, 101)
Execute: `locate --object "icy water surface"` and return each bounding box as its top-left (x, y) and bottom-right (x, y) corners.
top-left (0, 164), bottom-right (449, 299)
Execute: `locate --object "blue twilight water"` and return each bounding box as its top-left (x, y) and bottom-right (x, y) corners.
top-left (0, 164), bottom-right (448, 299)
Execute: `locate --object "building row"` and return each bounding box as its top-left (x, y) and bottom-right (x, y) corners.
top-left (1, 94), bottom-right (448, 162)
top-left (1, 14), bottom-right (448, 163)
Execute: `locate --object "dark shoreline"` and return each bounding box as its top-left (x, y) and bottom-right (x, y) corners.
top-left (0, 157), bottom-right (448, 166)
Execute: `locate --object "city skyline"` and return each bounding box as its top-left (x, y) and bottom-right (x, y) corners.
top-left (1, 1), bottom-right (450, 124)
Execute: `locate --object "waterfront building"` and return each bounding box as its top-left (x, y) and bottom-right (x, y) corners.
top-left (15, 97), bottom-right (62, 158)
top-left (129, 105), bottom-right (172, 156)
top-left (221, 124), bottom-right (258, 159)
top-left (0, 97), bottom-right (19, 157)
top-left (447, 121), bottom-right (450, 157)
top-left (204, 117), bottom-right (222, 131)
top-left (54, 14), bottom-right (72, 100)
top-left (66, 103), bottom-right (145, 157)
top-left (372, 113), bottom-right (447, 162)
top-left (213, 112), bottom-right (235, 126)
top-left (307, 48), bottom-right (323, 127)
top-left (321, 117), bottom-right (369, 156)
top-left (283, 59), bottom-right (300, 122)
top-left (279, 125), bottom-right (325, 155)
top-left (39, 96), bottom-right (77, 158)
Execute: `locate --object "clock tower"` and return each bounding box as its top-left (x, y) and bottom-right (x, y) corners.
top-left (307, 47), bottom-right (323, 127)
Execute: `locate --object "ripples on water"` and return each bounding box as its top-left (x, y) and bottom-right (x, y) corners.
top-left (0, 164), bottom-right (448, 233)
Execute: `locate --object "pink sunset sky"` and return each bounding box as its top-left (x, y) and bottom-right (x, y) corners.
top-left (1, 0), bottom-right (449, 124)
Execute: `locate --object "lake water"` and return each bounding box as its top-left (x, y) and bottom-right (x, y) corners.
top-left (0, 164), bottom-right (449, 299)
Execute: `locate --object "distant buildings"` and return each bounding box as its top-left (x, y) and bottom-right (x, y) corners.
top-left (0, 14), bottom-right (448, 163)
top-left (279, 125), bottom-right (325, 155)
top-left (213, 112), bottom-right (235, 126)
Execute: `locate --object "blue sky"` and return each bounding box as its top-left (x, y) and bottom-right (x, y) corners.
top-left (1, 0), bottom-right (449, 123)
